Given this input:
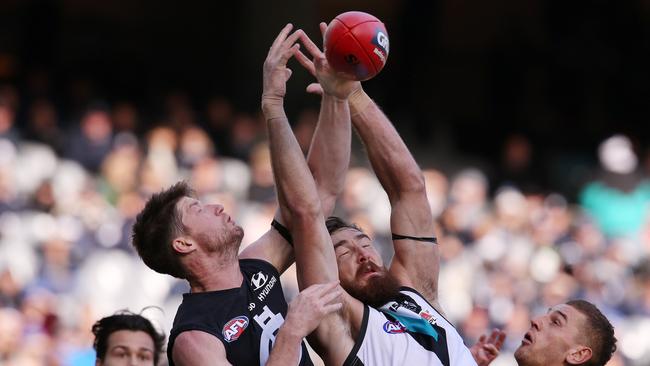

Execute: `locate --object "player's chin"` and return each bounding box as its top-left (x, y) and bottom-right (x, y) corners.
top-left (232, 226), bottom-right (245, 241)
top-left (513, 344), bottom-right (529, 362)
top-left (360, 272), bottom-right (386, 292)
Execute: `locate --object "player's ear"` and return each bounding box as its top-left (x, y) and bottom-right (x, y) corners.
top-left (172, 236), bottom-right (196, 254)
top-left (565, 345), bottom-right (592, 364)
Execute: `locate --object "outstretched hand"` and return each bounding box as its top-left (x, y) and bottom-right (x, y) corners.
top-left (284, 281), bottom-right (343, 338)
top-left (262, 24), bottom-right (304, 111)
top-left (294, 22), bottom-right (361, 100)
top-left (470, 328), bottom-right (506, 366)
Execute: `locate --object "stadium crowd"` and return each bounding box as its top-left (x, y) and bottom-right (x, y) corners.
top-left (0, 81), bottom-right (649, 365)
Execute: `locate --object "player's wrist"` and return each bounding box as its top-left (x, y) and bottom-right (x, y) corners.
top-left (277, 320), bottom-right (306, 340)
top-left (348, 87), bottom-right (371, 116)
top-left (261, 93), bottom-right (284, 105)
top-left (261, 96), bottom-right (286, 120)
top-left (322, 92), bottom-right (348, 103)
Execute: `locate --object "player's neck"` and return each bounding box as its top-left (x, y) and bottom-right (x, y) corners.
top-left (188, 257), bottom-right (243, 293)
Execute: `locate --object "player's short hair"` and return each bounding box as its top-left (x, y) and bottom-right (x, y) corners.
top-left (92, 310), bottom-right (165, 365)
top-left (326, 216), bottom-right (363, 235)
top-left (567, 300), bottom-right (617, 366)
top-left (132, 181), bottom-right (192, 279)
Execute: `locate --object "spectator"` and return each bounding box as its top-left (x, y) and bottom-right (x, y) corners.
top-left (203, 96), bottom-right (234, 156)
top-left (25, 98), bottom-right (65, 154)
top-left (0, 79), bottom-right (646, 364)
top-left (91, 310), bottom-right (165, 366)
top-left (65, 104), bottom-right (114, 173)
top-left (580, 134), bottom-right (650, 239)
top-left (0, 99), bottom-right (19, 145)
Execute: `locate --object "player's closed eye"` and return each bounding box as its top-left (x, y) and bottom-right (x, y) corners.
top-left (115, 351), bottom-right (127, 358)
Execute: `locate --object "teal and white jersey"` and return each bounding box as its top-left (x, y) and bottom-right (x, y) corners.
top-left (343, 287), bottom-right (477, 366)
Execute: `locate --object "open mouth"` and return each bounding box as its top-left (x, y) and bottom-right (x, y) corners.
top-left (522, 332), bottom-right (534, 345)
top-left (364, 271), bottom-right (380, 279)
top-left (358, 264), bottom-right (380, 280)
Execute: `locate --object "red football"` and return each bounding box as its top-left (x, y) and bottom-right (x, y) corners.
top-left (324, 11), bottom-right (390, 81)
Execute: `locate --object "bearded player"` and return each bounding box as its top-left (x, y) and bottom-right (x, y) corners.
top-left (265, 23), bottom-right (504, 366)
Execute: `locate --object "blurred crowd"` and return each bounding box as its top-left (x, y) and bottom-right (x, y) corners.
top-left (0, 81), bottom-right (649, 366)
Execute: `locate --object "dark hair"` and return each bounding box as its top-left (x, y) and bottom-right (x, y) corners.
top-left (566, 300), bottom-right (617, 366)
top-left (326, 216), bottom-right (364, 235)
top-left (92, 310), bottom-right (165, 365)
top-left (131, 181), bottom-right (192, 278)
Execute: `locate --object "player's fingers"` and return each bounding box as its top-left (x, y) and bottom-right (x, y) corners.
top-left (482, 344), bottom-right (499, 356)
top-left (294, 28), bottom-right (306, 39)
top-left (495, 331), bottom-right (506, 349)
top-left (306, 83), bottom-right (324, 95)
top-left (314, 56), bottom-right (328, 70)
top-left (317, 280), bottom-right (341, 293)
top-left (319, 22), bottom-right (328, 42)
top-left (293, 48), bottom-right (316, 75)
top-left (319, 285), bottom-right (343, 305)
top-left (279, 44), bottom-right (300, 65)
top-left (299, 282), bottom-right (328, 298)
top-left (478, 334), bottom-right (487, 343)
top-left (282, 29), bottom-right (304, 52)
top-left (486, 329), bottom-right (498, 344)
top-left (270, 23), bottom-right (293, 51)
top-left (486, 329), bottom-right (500, 343)
top-left (298, 31), bottom-right (323, 59)
top-left (323, 302), bottom-right (343, 314)
top-left (312, 281), bottom-right (340, 297)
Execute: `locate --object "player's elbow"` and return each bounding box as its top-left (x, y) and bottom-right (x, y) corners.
top-left (284, 198), bottom-right (323, 223)
top-left (400, 170), bottom-right (427, 195)
top-left (317, 188), bottom-right (338, 216)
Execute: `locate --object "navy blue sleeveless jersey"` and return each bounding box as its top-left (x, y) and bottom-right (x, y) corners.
top-left (167, 259), bottom-right (313, 366)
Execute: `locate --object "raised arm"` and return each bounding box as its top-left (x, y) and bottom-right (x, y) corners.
top-left (261, 24), bottom-right (361, 365)
top-left (349, 87), bottom-right (440, 308)
top-left (259, 24), bottom-right (339, 288)
top-left (297, 24), bottom-right (359, 216)
top-left (305, 93), bottom-right (351, 215)
top-left (239, 24), bottom-right (353, 274)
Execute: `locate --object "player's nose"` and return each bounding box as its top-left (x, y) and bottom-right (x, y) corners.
top-left (530, 316), bottom-right (542, 331)
top-left (357, 252), bottom-right (368, 264)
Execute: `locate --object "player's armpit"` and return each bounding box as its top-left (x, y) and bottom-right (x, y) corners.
top-left (239, 228), bottom-right (294, 275)
top-left (308, 291), bottom-right (364, 366)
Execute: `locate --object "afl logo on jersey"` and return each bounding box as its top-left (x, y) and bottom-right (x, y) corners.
top-left (419, 310), bottom-right (437, 325)
top-left (251, 271), bottom-right (269, 291)
top-left (383, 320), bottom-right (406, 334)
top-left (222, 316), bottom-right (249, 343)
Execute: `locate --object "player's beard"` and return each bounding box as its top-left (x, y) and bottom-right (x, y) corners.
top-left (194, 225), bottom-right (244, 260)
top-left (344, 261), bottom-right (401, 308)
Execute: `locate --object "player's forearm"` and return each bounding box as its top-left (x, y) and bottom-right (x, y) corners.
top-left (263, 102), bottom-right (322, 221)
top-left (264, 102), bottom-right (341, 288)
top-left (349, 89), bottom-right (425, 200)
top-left (265, 326), bottom-right (303, 366)
top-left (307, 94), bottom-right (351, 216)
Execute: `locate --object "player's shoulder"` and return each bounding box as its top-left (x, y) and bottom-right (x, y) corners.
top-left (239, 258), bottom-right (279, 277)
